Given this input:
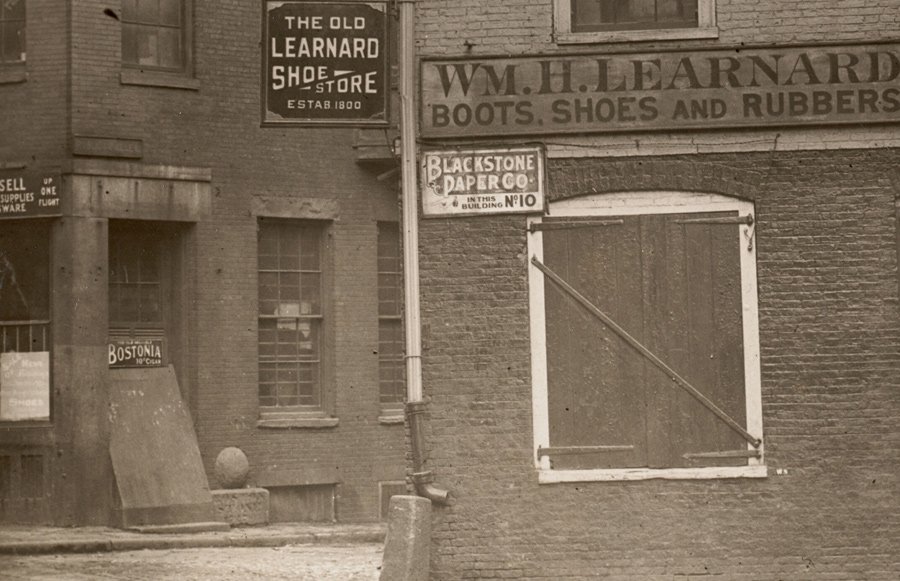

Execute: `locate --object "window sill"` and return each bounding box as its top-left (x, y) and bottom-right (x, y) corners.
top-left (556, 26), bottom-right (719, 45)
top-left (378, 413), bottom-right (404, 425)
top-left (257, 416), bottom-right (339, 429)
top-left (0, 66), bottom-right (26, 85)
top-left (538, 465), bottom-right (767, 483)
top-left (120, 69), bottom-right (200, 91)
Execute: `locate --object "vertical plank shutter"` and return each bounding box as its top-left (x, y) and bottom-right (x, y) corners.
top-left (538, 212), bottom-right (759, 470)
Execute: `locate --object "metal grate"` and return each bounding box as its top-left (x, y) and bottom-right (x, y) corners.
top-left (0, 322), bottom-right (50, 353)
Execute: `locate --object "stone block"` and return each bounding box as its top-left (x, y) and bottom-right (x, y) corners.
top-left (211, 488), bottom-right (269, 526)
top-left (379, 495), bottom-right (431, 581)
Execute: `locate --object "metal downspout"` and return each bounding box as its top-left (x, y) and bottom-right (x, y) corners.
top-left (398, 0), bottom-right (450, 506)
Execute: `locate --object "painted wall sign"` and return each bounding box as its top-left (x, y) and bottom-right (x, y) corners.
top-left (420, 42), bottom-right (900, 138)
top-left (108, 339), bottom-right (164, 369)
top-left (421, 145), bottom-right (545, 217)
top-left (0, 170), bottom-right (61, 219)
top-left (0, 351), bottom-right (50, 422)
top-left (263, 1), bottom-right (389, 126)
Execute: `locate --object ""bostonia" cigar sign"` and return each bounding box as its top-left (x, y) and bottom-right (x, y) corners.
top-left (420, 42), bottom-right (900, 138)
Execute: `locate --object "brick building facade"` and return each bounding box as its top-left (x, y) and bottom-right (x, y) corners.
top-left (414, 1), bottom-right (900, 579)
top-left (1, 0), bottom-right (405, 526)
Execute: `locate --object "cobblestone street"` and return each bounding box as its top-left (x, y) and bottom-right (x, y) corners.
top-left (0, 544), bottom-right (383, 580)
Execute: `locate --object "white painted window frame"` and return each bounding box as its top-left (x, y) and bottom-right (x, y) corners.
top-left (528, 191), bottom-right (765, 483)
top-left (554, 0), bottom-right (718, 44)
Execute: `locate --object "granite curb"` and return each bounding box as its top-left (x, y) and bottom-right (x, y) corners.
top-left (0, 525), bottom-right (386, 556)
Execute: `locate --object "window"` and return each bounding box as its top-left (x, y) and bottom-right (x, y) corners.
top-left (555, 0), bottom-right (717, 43)
top-left (377, 223), bottom-right (404, 416)
top-left (0, 0), bottom-right (25, 65)
top-left (0, 220), bottom-right (51, 423)
top-left (528, 192), bottom-right (763, 482)
top-left (121, 0), bottom-right (186, 71)
top-left (257, 220), bottom-right (326, 412)
top-left (109, 230), bottom-right (163, 329)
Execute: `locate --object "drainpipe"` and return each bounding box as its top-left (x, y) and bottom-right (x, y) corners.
top-left (398, 0), bottom-right (450, 506)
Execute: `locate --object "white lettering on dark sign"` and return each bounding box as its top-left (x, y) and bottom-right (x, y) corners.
top-left (108, 340), bottom-right (164, 368)
top-left (264, 1), bottom-right (389, 125)
top-left (0, 172), bottom-right (61, 219)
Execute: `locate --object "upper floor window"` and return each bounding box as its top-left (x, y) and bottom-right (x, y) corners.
top-left (556, 0), bottom-right (717, 44)
top-left (0, 0), bottom-right (25, 65)
top-left (121, 0), bottom-right (186, 71)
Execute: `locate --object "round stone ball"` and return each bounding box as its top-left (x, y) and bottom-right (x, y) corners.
top-left (215, 447), bottom-right (250, 489)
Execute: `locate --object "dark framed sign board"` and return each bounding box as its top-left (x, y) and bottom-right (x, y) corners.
top-left (420, 41), bottom-right (900, 138)
top-left (263, 1), bottom-right (390, 126)
top-left (0, 169), bottom-right (61, 219)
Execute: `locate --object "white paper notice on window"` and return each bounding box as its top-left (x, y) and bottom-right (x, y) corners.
top-left (0, 351), bottom-right (50, 422)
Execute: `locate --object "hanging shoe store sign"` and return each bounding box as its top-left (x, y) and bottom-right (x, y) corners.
top-left (420, 42), bottom-right (900, 138)
top-left (263, 1), bottom-right (389, 126)
top-left (421, 145), bottom-right (546, 217)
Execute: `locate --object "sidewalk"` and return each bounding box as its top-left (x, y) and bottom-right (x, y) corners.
top-left (0, 522), bottom-right (386, 555)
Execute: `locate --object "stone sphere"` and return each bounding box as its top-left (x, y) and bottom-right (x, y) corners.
top-left (215, 447), bottom-right (250, 489)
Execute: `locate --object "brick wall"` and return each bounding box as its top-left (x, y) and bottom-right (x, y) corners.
top-left (416, 0), bottom-right (900, 55)
top-left (417, 148), bottom-right (900, 579)
top-left (0, 0), bottom-right (68, 165)
top-left (62, 0), bottom-right (406, 522)
top-left (415, 3), bottom-right (900, 573)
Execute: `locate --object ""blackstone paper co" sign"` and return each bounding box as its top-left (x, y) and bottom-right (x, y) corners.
top-left (421, 146), bottom-right (545, 217)
top-left (264, 1), bottom-right (389, 126)
top-left (420, 42), bottom-right (900, 138)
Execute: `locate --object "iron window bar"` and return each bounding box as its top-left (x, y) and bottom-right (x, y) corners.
top-left (673, 215), bottom-right (753, 226)
top-left (538, 445), bottom-right (634, 458)
top-left (683, 449), bottom-right (762, 460)
top-left (529, 219), bottom-right (624, 233)
top-left (531, 256), bottom-right (762, 449)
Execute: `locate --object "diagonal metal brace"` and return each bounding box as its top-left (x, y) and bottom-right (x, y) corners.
top-left (532, 256), bottom-right (762, 449)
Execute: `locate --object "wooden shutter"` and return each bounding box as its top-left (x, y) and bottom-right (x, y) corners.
top-left (542, 211), bottom-right (750, 469)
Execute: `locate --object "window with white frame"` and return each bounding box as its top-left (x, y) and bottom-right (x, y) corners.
top-left (528, 192), bottom-right (764, 482)
top-left (555, 0), bottom-right (717, 44)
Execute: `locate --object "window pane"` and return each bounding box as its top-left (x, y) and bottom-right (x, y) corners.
top-left (121, 0), bottom-right (138, 21)
top-left (2, 0), bottom-right (24, 19)
top-left (118, 284), bottom-right (141, 321)
top-left (1, 21), bottom-right (24, 63)
top-left (121, 23), bottom-right (139, 65)
top-left (300, 229), bottom-right (320, 270)
top-left (279, 272), bottom-right (301, 302)
top-left (137, 0), bottom-right (159, 23)
top-left (573, 0), bottom-right (698, 31)
top-left (300, 273), bottom-right (320, 314)
top-left (378, 320), bottom-right (404, 405)
top-left (160, 0), bottom-right (181, 26)
top-left (0, 221), bottom-right (50, 321)
top-left (378, 273), bottom-right (401, 316)
top-left (278, 228), bottom-right (300, 270)
top-left (139, 284), bottom-right (161, 322)
top-left (157, 27), bottom-right (181, 70)
top-left (137, 26), bottom-right (159, 66)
